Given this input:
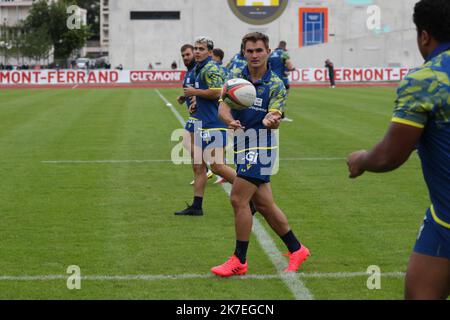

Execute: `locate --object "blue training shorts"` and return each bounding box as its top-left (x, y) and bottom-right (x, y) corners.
top-left (185, 118), bottom-right (200, 133)
top-left (235, 148), bottom-right (277, 184)
top-left (414, 208), bottom-right (450, 259)
top-left (194, 129), bottom-right (227, 150)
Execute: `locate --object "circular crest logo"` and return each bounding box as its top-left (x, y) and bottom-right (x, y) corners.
top-left (228, 0), bottom-right (288, 25)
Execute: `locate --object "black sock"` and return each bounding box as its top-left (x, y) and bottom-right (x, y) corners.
top-left (192, 196), bottom-right (203, 209)
top-left (280, 230), bottom-right (301, 253)
top-left (234, 240), bottom-right (249, 264)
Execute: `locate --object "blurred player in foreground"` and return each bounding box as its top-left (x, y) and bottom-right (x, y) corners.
top-left (347, 0), bottom-right (450, 300)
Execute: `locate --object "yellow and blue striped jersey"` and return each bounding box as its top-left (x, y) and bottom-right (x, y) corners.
top-left (226, 53), bottom-right (247, 76)
top-left (269, 48), bottom-right (290, 82)
top-left (194, 56), bottom-right (226, 129)
top-left (215, 61), bottom-right (229, 81)
top-left (392, 43), bottom-right (450, 228)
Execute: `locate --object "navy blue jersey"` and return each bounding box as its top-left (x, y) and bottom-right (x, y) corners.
top-left (183, 62), bottom-right (199, 132)
top-left (182, 63), bottom-right (196, 111)
top-left (228, 66), bottom-right (286, 152)
top-left (392, 43), bottom-right (450, 228)
top-left (269, 48), bottom-right (290, 86)
top-left (194, 56), bottom-right (226, 129)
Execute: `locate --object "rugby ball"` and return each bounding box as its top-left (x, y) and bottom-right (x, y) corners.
top-left (222, 78), bottom-right (256, 110)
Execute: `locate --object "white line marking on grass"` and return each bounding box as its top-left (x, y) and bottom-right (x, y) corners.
top-left (155, 89), bottom-right (314, 300)
top-left (155, 89), bottom-right (186, 125)
top-left (282, 157), bottom-right (345, 161)
top-left (41, 160), bottom-right (173, 164)
top-left (302, 272), bottom-right (405, 279)
top-left (221, 184), bottom-right (314, 300)
top-left (0, 272), bottom-right (405, 282)
top-left (41, 158), bottom-right (345, 164)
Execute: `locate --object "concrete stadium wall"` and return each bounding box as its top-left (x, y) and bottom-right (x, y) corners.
top-left (108, 0), bottom-right (423, 70)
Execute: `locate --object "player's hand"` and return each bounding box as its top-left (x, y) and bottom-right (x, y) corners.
top-left (177, 95), bottom-right (186, 104)
top-left (347, 150), bottom-right (368, 179)
top-left (228, 120), bottom-right (244, 130)
top-left (262, 112), bottom-right (282, 129)
top-left (184, 87), bottom-right (197, 97)
top-left (189, 102), bottom-right (197, 114)
top-left (188, 97), bottom-right (197, 113)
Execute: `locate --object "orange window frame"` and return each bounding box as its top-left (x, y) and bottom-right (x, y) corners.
top-left (299, 7), bottom-right (329, 48)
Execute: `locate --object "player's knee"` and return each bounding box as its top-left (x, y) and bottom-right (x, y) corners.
top-left (230, 194), bottom-right (246, 211)
top-left (183, 144), bottom-right (193, 155)
top-left (192, 164), bottom-right (205, 175)
top-left (209, 163), bottom-right (221, 175)
top-left (230, 194), bottom-right (240, 208)
top-left (210, 163), bottom-right (228, 176)
top-left (252, 200), bottom-right (275, 216)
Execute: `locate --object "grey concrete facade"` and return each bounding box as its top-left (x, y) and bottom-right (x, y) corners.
top-left (105, 0), bottom-right (424, 69)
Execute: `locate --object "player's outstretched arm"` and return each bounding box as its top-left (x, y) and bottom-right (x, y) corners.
top-left (285, 59), bottom-right (295, 72)
top-left (347, 122), bottom-right (423, 178)
top-left (219, 100), bottom-right (243, 129)
top-left (184, 87), bottom-right (222, 100)
top-left (184, 67), bottom-right (224, 100)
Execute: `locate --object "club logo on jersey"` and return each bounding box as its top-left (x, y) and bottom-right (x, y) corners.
top-left (228, 0), bottom-right (288, 25)
top-left (245, 151), bottom-right (259, 164)
top-left (187, 118), bottom-right (198, 125)
top-left (200, 130), bottom-right (211, 142)
top-left (254, 98), bottom-right (263, 107)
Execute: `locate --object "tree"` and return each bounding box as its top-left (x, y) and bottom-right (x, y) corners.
top-left (24, 0), bottom-right (91, 65)
top-left (25, 0), bottom-right (51, 31)
top-left (0, 25), bottom-right (17, 65)
top-left (74, 0), bottom-right (100, 41)
top-left (21, 25), bottom-right (52, 64)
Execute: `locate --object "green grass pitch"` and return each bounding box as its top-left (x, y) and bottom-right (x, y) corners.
top-left (0, 86), bottom-right (429, 299)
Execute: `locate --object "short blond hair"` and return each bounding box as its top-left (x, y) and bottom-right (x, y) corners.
top-left (195, 36), bottom-right (214, 50)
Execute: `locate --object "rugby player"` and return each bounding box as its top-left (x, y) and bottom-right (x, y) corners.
top-left (268, 41), bottom-right (295, 122)
top-left (211, 32), bottom-right (310, 277)
top-left (212, 48), bottom-right (229, 185)
top-left (177, 44), bottom-right (214, 186)
top-left (226, 44), bottom-right (247, 75)
top-left (175, 37), bottom-right (236, 216)
top-left (347, 0), bottom-right (450, 300)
